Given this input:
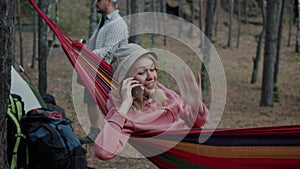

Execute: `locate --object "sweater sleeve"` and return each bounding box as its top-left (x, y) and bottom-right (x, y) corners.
top-left (94, 97), bottom-right (131, 160)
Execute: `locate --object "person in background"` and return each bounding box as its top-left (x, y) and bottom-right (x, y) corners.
top-left (94, 43), bottom-right (209, 160)
top-left (79, 0), bottom-right (128, 144)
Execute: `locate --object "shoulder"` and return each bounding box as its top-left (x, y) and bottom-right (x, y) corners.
top-left (108, 11), bottom-right (124, 22)
top-left (108, 11), bottom-right (127, 26)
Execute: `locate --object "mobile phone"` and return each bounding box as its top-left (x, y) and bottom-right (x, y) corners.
top-left (132, 86), bottom-right (144, 100)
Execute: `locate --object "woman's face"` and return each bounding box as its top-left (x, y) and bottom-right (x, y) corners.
top-left (131, 55), bottom-right (158, 96)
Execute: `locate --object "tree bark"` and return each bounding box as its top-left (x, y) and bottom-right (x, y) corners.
top-left (129, 0), bottom-right (144, 44)
top-left (38, 0), bottom-right (51, 95)
top-left (296, 0), bottom-right (300, 52)
top-left (17, 0), bottom-right (24, 68)
top-left (273, 0), bottom-right (285, 102)
top-left (151, 0), bottom-right (156, 47)
top-left (89, 0), bottom-right (97, 38)
top-left (214, 0), bottom-right (220, 36)
top-left (0, 0), bottom-right (14, 168)
top-left (243, 0), bottom-right (248, 24)
top-left (236, 0), bottom-right (241, 48)
top-left (178, 0), bottom-right (183, 38)
top-left (189, 0), bottom-right (195, 38)
top-left (227, 0), bottom-right (234, 47)
top-left (126, 0), bottom-right (131, 15)
top-left (260, 0), bottom-right (280, 107)
top-left (251, 0), bottom-right (266, 84)
top-left (288, 0), bottom-right (294, 47)
top-left (201, 0), bottom-right (215, 91)
top-left (161, 0), bottom-right (167, 45)
top-left (199, 0), bottom-right (203, 31)
top-left (31, 11), bottom-right (37, 68)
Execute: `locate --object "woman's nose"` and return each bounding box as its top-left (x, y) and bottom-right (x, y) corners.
top-left (146, 71), bottom-right (154, 79)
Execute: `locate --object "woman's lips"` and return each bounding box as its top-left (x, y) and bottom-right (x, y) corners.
top-left (144, 82), bottom-right (155, 90)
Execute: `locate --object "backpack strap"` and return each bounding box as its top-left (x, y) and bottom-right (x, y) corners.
top-left (7, 94), bottom-right (29, 169)
top-left (7, 107), bottom-right (27, 169)
top-left (9, 94), bottom-right (24, 120)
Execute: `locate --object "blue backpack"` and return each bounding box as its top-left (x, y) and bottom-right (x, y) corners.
top-left (21, 108), bottom-right (87, 169)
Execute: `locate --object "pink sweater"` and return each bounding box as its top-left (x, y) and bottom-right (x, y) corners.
top-left (94, 83), bottom-right (208, 160)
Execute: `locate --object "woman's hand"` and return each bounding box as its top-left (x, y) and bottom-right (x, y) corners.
top-left (181, 70), bottom-right (204, 114)
top-left (118, 77), bottom-right (142, 114)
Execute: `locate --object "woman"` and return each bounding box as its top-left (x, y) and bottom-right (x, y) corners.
top-left (94, 43), bottom-right (209, 160)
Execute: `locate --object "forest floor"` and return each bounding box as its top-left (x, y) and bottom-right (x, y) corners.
top-left (14, 4), bottom-right (300, 169)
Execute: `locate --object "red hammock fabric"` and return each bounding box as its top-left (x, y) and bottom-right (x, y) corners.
top-left (28, 0), bottom-right (300, 168)
top-left (131, 124), bottom-right (300, 169)
top-left (27, 0), bottom-right (115, 115)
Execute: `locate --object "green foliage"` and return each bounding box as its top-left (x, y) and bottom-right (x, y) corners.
top-left (59, 92), bottom-right (73, 104)
top-left (19, 0), bottom-right (35, 18)
top-left (289, 53), bottom-right (300, 62)
top-left (157, 70), bottom-right (178, 92)
top-left (17, 0), bottom-right (90, 36)
top-left (141, 35), bottom-right (153, 48)
top-left (56, 2), bottom-right (90, 36)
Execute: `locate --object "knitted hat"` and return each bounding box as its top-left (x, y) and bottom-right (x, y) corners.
top-left (111, 43), bottom-right (157, 83)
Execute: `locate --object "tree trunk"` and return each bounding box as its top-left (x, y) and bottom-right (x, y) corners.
top-left (161, 0), bottom-right (167, 46)
top-left (0, 0), bottom-right (14, 168)
top-left (126, 0), bottom-right (131, 15)
top-left (151, 0), bottom-right (156, 47)
top-left (214, 0), bottom-right (220, 36)
top-left (189, 0), bottom-right (195, 38)
top-left (199, 0), bottom-right (203, 31)
top-left (178, 0), bottom-right (184, 38)
top-left (31, 11), bottom-right (37, 68)
top-left (273, 0), bottom-right (285, 102)
top-left (227, 0), bottom-right (234, 47)
top-left (38, 0), bottom-right (51, 95)
top-left (288, 0), bottom-right (294, 47)
top-left (243, 0), bottom-right (248, 24)
top-left (260, 0), bottom-right (280, 107)
top-left (129, 0), bottom-right (144, 44)
top-left (89, 0), bottom-right (97, 38)
top-left (201, 0), bottom-right (215, 91)
top-left (296, 0), bottom-right (300, 52)
top-left (236, 0), bottom-right (241, 48)
top-left (52, 0), bottom-right (59, 45)
top-left (17, 0), bottom-right (24, 68)
top-left (251, 0), bottom-right (266, 84)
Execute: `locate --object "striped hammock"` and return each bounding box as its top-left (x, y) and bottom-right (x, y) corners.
top-left (28, 0), bottom-right (300, 168)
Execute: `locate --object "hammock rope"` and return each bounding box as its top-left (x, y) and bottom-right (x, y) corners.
top-left (28, 0), bottom-right (300, 168)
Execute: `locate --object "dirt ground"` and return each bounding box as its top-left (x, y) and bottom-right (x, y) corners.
top-left (14, 5), bottom-right (300, 169)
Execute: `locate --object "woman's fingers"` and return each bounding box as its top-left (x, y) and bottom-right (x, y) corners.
top-left (122, 78), bottom-right (140, 89)
top-left (121, 77), bottom-right (142, 100)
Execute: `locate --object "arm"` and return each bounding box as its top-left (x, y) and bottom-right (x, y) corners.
top-left (94, 98), bottom-right (130, 160)
top-left (94, 77), bottom-right (141, 160)
top-left (92, 20), bottom-right (128, 62)
top-left (181, 72), bottom-right (209, 128)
